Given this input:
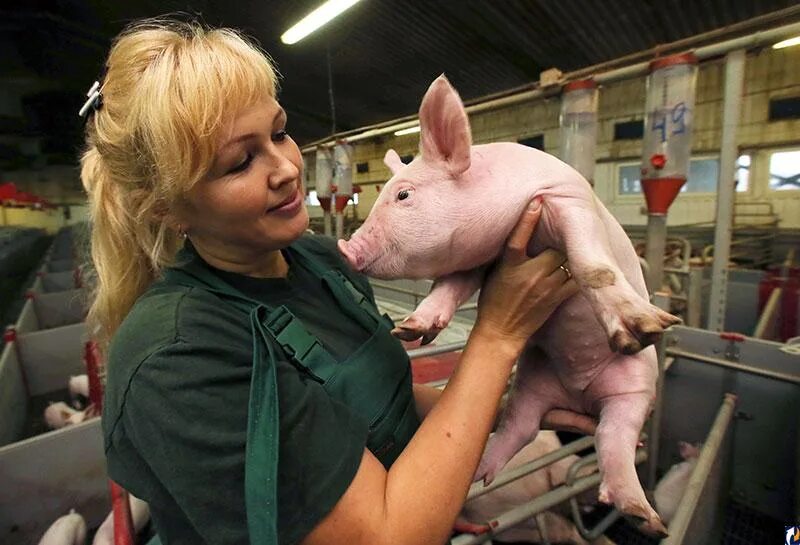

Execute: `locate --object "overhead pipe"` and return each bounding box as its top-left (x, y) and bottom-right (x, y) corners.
top-left (301, 20), bottom-right (800, 153)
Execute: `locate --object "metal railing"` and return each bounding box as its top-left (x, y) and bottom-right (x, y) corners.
top-left (660, 394), bottom-right (737, 545)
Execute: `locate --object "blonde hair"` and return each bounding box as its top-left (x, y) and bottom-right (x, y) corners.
top-left (81, 18), bottom-right (278, 348)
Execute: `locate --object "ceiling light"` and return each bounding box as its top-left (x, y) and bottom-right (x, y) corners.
top-left (773, 36), bottom-right (800, 49)
top-left (281, 0), bottom-right (363, 45)
top-left (394, 125), bottom-right (420, 136)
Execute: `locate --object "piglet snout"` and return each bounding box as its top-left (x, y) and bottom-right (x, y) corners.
top-left (337, 238), bottom-right (363, 271)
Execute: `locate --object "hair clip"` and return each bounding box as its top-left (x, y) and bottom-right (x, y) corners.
top-left (78, 81), bottom-right (103, 118)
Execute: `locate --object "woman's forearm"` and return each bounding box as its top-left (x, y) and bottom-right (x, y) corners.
top-left (381, 326), bottom-right (523, 545)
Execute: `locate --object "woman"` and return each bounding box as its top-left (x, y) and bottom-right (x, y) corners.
top-left (82, 19), bottom-right (578, 545)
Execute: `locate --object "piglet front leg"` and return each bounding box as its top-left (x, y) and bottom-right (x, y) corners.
top-left (392, 268), bottom-right (484, 345)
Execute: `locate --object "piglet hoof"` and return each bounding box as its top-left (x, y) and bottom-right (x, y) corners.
top-left (609, 304), bottom-right (681, 355)
top-left (598, 487), bottom-right (667, 538)
top-left (390, 314), bottom-right (445, 345)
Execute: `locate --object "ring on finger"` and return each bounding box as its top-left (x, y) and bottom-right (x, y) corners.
top-left (559, 264), bottom-right (572, 280)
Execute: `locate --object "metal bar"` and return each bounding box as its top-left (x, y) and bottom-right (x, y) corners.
top-left (565, 453), bottom-right (622, 540)
top-left (645, 215), bottom-right (667, 293)
top-left (323, 211), bottom-right (332, 237)
top-left (467, 436), bottom-right (595, 500)
top-left (407, 341), bottom-right (467, 359)
top-left (796, 409), bottom-right (800, 523)
top-left (647, 335), bottom-right (668, 489)
top-left (371, 281), bottom-right (428, 298)
top-left (753, 287), bottom-right (782, 339)
top-left (708, 49), bottom-right (746, 332)
top-left (686, 267), bottom-right (704, 328)
top-left (451, 450), bottom-right (648, 545)
top-left (660, 394), bottom-right (737, 545)
top-left (784, 248), bottom-right (797, 274)
top-left (335, 212), bottom-right (344, 240)
top-left (303, 21), bottom-right (800, 152)
top-left (666, 347), bottom-right (800, 384)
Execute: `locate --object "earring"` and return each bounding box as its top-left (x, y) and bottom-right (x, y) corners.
top-left (178, 225), bottom-right (188, 239)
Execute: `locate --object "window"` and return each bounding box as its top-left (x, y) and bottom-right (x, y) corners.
top-left (614, 120), bottom-right (644, 140)
top-left (306, 190), bottom-right (359, 205)
top-left (736, 154), bottom-right (750, 192)
top-left (684, 159), bottom-right (719, 193)
top-left (518, 134), bottom-right (544, 150)
top-left (768, 96), bottom-right (800, 121)
top-left (769, 150), bottom-right (800, 191)
top-left (356, 162), bottom-right (369, 173)
top-left (618, 155), bottom-right (749, 195)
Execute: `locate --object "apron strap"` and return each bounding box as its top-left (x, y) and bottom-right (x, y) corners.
top-left (245, 306), bottom-right (281, 544)
top-left (262, 305), bottom-right (338, 384)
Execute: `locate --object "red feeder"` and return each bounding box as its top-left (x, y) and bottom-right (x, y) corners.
top-left (641, 177), bottom-right (686, 215)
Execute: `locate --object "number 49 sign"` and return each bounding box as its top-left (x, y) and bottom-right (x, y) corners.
top-left (651, 102), bottom-right (688, 143)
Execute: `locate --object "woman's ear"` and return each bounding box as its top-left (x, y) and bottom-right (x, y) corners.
top-left (157, 204), bottom-right (187, 237)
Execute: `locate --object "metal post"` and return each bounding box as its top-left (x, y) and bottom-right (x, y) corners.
top-left (645, 215), bottom-right (667, 293)
top-left (686, 266), bottom-right (704, 327)
top-left (323, 211), bottom-right (332, 236)
top-left (335, 211), bottom-right (344, 240)
top-left (707, 49), bottom-right (745, 331)
top-left (647, 327), bottom-right (668, 489)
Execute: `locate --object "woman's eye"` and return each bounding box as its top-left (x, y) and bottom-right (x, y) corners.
top-left (228, 152), bottom-right (253, 175)
top-left (397, 189), bottom-right (410, 201)
top-left (273, 130), bottom-right (288, 142)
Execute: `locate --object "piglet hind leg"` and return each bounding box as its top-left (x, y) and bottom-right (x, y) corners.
top-left (474, 348), bottom-right (558, 485)
top-left (549, 198), bottom-right (680, 354)
top-left (594, 393), bottom-right (667, 537)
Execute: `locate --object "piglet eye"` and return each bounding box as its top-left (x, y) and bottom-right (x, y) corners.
top-left (398, 189), bottom-right (410, 201)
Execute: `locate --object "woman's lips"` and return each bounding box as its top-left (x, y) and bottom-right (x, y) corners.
top-left (268, 188), bottom-right (302, 215)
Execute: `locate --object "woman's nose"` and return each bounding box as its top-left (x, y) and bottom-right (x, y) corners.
top-left (267, 149), bottom-right (300, 190)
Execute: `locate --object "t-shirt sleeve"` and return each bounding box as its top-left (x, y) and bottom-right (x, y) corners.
top-left (115, 335), bottom-right (370, 545)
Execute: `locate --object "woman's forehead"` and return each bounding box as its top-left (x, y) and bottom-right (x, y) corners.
top-left (218, 99), bottom-right (284, 143)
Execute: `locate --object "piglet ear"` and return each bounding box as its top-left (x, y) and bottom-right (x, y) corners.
top-left (384, 149), bottom-right (405, 175)
top-left (418, 75), bottom-right (472, 175)
top-left (678, 441), bottom-right (701, 459)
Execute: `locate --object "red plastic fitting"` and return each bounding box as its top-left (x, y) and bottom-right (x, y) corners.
top-left (650, 153), bottom-right (667, 170)
top-left (719, 332), bottom-right (745, 342)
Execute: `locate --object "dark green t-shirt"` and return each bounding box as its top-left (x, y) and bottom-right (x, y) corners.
top-left (103, 235), bottom-right (384, 545)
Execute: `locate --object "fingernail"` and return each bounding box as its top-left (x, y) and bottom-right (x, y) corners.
top-left (529, 197), bottom-right (542, 212)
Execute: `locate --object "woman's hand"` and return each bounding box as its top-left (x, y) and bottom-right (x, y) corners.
top-left (474, 198), bottom-right (578, 347)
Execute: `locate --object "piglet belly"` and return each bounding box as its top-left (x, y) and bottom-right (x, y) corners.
top-left (534, 294), bottom-right (615, 391)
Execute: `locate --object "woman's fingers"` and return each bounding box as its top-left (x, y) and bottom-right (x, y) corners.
top-left (504, 198), bottom-right (542, 264)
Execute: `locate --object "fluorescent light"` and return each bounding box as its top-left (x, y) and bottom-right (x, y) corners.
top-left (394, 125), bottom-right (420, 136)
top-left (281, 0), bottom-right (363, 45)
top-left (773, 36), bottom-right (800, 49)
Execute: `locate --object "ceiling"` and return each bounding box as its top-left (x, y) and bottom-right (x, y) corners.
top-left (1, 0), bottom-right (799, 167)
